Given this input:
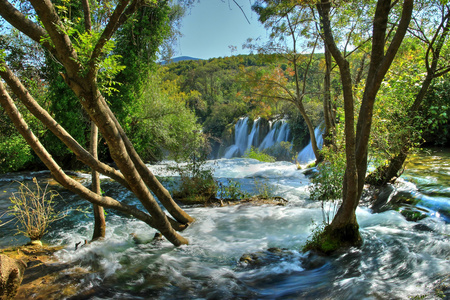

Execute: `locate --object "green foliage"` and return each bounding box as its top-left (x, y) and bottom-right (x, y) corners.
top-left (244, 147), bottom-right (276, 162)
top-left (253, 178), bottom-right (276, 199)
top-left (218, 179), bottom-right (249, 200)
top-left (125, 71), bottom-right (203, 162)
top-left (41, 55), bottom-right (90, 166)
top-left (263, 141), bottom-right (297, 162)
top-left (308, 141), bottom-right (345, 224)
top-left (0, 135), bottom-right (34, 173)
top-left (0, 30), bottom-right (50, 172)
top-left (421, 78), bottom-right (450, 146)
top-left (9, 178), bottom-right (67, 241)
top-left (309, 145), bottom-right (345, 202)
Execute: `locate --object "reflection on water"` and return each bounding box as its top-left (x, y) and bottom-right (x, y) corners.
top-left (0, 149), bottom-right (449, 299)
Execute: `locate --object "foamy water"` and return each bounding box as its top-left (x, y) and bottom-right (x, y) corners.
top-left (1, 151), bottom-right (449, 299)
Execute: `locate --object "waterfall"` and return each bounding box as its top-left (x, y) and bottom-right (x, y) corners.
top-left (258, 120), bottom-right (290, 150)
top-left (223, 118), bottom-right (291, 159)
top-left (224, 117), bottom-right (249, 158)
top-left (297, 126), bottom-right (324, 164)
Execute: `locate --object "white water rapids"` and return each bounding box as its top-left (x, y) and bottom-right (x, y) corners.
top-left (0, 151), bottom-right (449, 299)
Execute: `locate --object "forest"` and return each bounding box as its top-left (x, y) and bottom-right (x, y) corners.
top-left (0, 0), bottom-right (449, 299)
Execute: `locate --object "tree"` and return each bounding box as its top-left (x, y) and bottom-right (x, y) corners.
top-left (0, 0), bottom-right (194, 246)
top-left (82, 0), bottom-right (105, 241)
top-left (306, 0), bottom-right (414, 252)
top-left (248, 2), bottom-right (327, 162)
top-left (366, 1), bottom-right (450, 186)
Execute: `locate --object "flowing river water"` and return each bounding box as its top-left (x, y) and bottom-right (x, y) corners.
top-left (0, 149), bottom-right (449, 299)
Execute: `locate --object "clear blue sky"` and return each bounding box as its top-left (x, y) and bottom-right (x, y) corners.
top-left (177, 1), bottom-right (268, 60)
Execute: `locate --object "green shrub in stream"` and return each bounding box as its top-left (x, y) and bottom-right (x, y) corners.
top-left (218, 179), bottom-right (249, 200)
top-left (309, 145), bottom-right (346, 224)
top-left (171, 135), bottom-right (218, 204)
top-left (302, 221), bottom-right (339, 254)
top-left (309, 146), bottom-right (345, 202)
top-left (172, 170), bottom-right (217, 204)
top-left (263, 141), bottom-right (297, 162)
top-left (244, 147), bottom-right (276, 163)
top-left (253, 179), bottom-right (276, 199)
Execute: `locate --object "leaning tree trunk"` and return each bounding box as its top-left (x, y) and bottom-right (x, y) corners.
top-left (0, 0), bottom-right (193, 246)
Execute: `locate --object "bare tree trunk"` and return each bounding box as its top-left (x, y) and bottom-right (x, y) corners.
top-left (322, 44), bottom-right (335, 149)
top-left (81, 0), bottom-right (105, 242)
top-left (90, 121), bottom-right (106, 241)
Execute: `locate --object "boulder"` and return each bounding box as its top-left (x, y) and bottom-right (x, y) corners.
top-left (0, 254), bottom-right (27, 300)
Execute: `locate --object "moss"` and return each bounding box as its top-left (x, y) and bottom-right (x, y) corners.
top-left (399, 208), bottom-right (428, 221)
top-left (303, 223), bottom-right (362, 255)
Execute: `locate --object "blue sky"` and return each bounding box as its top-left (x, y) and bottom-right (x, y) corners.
top-left (177, 1), bottom-right (268, 59)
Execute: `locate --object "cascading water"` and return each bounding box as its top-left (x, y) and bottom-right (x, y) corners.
top-left (258, 120), bottom-right (291, 150)
top-left (223, 117), bottom-right (292, 159)
top-left (222, 117), bottom-right (324, 163)
top-left (297, 126), bottom-right (324, 163)
top-left (0, 150), bottom-right (449, 299)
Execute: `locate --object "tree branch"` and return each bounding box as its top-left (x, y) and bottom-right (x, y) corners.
top-left (29, 0), bottom-right (80, 74)
top-left (0, 80), bottom-right (157, 228)
top-left (89, 0), bottom-right (143, 73)
top-left (0, 0), bottom-right (53, 51)
top-left (0, 63), bottom-right (130, 189)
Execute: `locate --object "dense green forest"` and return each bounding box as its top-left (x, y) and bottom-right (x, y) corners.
top-left (2, 49), bottom-right (449, 173)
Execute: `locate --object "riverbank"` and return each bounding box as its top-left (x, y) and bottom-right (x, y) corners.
top-left (1, 244), bottom-right (91, 300)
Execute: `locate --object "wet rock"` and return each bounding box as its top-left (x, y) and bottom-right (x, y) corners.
top-left (303, 168), bottom-right (318, 178)
top-left (0, 254), bottom-right (27, 300)
top-left (300, 251), bottom-right (328, 270)
top-left (365, 184), bottom-right (396, 213)
top-left (413, 224), bottom-right (433, 232)
top-left (238, 248), bottom-right (291, 267)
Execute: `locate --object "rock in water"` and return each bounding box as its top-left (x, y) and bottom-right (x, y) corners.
top-left (0, 254), bottom-right (27, 300)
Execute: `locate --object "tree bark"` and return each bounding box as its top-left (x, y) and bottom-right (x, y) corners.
top-left (82, 0), bottom-right (105, 242)
top-left (0, 65), bottom-right (130, 189)
top-left (322, 44), bottom-right (335, 149)
top-left (315, 0), bottom-right (414, 251)
top-left (0, 0), bottom-right (191, 246)
top-left (90, 121), bottom-right (106, 241)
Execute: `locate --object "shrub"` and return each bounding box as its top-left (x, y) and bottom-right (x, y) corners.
top-left (218, 179), bottom-right (249, 200)
top-left (171, 136), bottom-right (218, 204)
top-left (9, 178), bottom-right (67, 241)
top-left (172, 169), bottom-right (217, 204)
top-left (308, 145), bottom-right (345, 224)
top-left (253, 178), bottom-right (276, 199)
top-left (244, 147), bottom-right (276, 163)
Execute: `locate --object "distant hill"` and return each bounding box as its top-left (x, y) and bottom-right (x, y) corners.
top-left (160, 56), bottom-right (202, 65)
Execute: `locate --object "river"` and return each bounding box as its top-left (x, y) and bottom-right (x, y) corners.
top-left (0, 148), bottom-right (449, 299)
